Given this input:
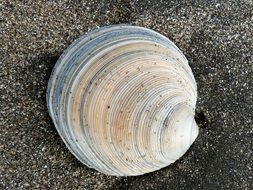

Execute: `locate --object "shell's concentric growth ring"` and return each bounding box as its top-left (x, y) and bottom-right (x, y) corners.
top-left (47, 25), bottom-right (198, 176)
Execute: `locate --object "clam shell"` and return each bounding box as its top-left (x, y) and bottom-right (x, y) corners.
top-left (47, 25), bottom-right (198, 176)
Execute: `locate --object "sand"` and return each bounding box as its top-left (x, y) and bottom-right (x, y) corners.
top-left (1, 0), bottom-right (252, 189)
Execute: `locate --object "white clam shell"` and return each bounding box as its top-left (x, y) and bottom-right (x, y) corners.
top-left (47, 25), bottom-right (198, 176)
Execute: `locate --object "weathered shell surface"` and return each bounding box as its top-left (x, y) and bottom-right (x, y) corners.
top-left (47, 25), bottom-right (198, 176)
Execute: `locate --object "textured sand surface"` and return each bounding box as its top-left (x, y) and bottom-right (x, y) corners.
top-left (1, 0), bottom-right (252, 189)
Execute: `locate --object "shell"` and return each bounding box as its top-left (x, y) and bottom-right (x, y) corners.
top-left (47, 25), bottom-right (198, 176)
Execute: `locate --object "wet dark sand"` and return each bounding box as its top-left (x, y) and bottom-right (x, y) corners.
top-left (1, 1), bottom-right (252, 189)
